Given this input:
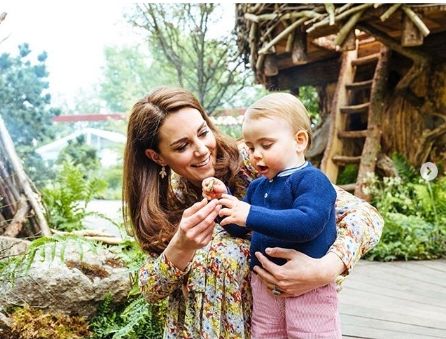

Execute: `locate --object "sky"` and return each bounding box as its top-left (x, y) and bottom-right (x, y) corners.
top-left (1, 2), bottom-right (236, 109)
top-left (1, 2), bottom-right (140, 107)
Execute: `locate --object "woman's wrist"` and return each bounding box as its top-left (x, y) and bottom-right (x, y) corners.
top-left (319, 251), bottom-right (346, 283)
top-left (164, 232), bottom-right (196, 271)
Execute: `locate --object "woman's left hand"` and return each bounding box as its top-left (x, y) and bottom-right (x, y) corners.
top-left (253, 248), bottom-right (345, 297)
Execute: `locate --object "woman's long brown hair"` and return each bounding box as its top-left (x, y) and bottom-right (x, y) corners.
top-left (123, 87), bottom-right (245, 254)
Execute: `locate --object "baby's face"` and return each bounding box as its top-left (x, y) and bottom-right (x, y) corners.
top-left (242, 116), bottom-right (306, 179)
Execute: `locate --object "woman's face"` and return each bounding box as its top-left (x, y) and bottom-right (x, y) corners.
top-left (155, 107), bottom-right (217, 186)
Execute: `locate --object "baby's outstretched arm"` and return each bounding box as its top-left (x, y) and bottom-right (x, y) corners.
top-left (202, 177), bottom-right (227, 200)
top-left (218, 194), bottom-right (250, 227)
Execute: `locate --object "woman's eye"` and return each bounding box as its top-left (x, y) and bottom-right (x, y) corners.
top-left (199, 129), bottom-right (209, 137)
top-left (175, 144), bottom-right (187, 152)
top-left (262, 143), bottom-right (272, 149)
top-left (248, 147), bottom-right (254, 153)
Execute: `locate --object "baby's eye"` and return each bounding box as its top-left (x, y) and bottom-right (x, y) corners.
top-left (262, 143), bottom-right (273, 149)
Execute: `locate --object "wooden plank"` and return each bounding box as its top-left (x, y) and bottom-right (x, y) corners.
top-left (340, 292), bottom-right (445, 326)
top-left (340, 303), bottom-right (446, 331)
top-left (348, 262), bottom-right (446, 294)
top-left (338, 130), bottom-right (368, 138)
top-left (341, 316), bottom-right (446, 338)
top-left (275, 56), bottom-right (341, 89)
top-left (346, 268), bottom-right (446, 302)
top-left (332, 155), bottom-right (362, 165)
top-left (338, 183), bottom-right (356, 192)
top-left (342, 314), bottom-right (446, 337)
top-left (343, 278), bottom-right (446, 309)
top-left (362, 261), bottom-right (446, 288)
top-left (345, 80), bottom-right (373, 91)
top-left (264, 54), bottom-right (278, 76)
top-left (351, 53), bottom-right (380, 66)
top-left (340, 102), bottom-right (370, 114)
top-left (320, 50), bottom-right (357, 182)
top-left (340, 260), bottom-right (446, 338)
top-left (401, 10), bottom-right (424, 47)
top-left (386, 261), bottom-right (446, 281)
top-left (408, 259), bottom-right (446, 273)
top-left (355, 46), bottom-right (389, 200)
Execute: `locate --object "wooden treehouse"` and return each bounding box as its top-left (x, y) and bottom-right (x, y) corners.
top-left (236, 4), bottom-right (446, 199)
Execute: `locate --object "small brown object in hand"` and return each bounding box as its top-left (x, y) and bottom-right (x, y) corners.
top-left (203, 178), bottom-right (219, 200)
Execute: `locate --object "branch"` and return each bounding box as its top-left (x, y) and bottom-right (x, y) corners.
top-left (0, 116), bottom-right (50, 236)
top-left (3, 195), bottom-right (29, 237)
top-left (380, 4), bottom-right (401, 21)
top-left (401, 5), bottom-right (430, 37)
top-left (259, 16), bottom-right (307, 55)
top-left (335, 9), bottom-right (365, 46)
top-left (358, 23), bottom-right (430, 63)
top-left (415, 122), bottom-right (446, 163)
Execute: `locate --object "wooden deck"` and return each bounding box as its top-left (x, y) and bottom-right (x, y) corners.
top-left (340, 259), bottom-right (446, 338)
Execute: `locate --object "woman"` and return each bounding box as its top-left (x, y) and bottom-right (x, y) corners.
top-left (123, 87), bottom-right (383, 338)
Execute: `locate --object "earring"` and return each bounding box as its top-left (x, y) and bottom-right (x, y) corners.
top-left (159, 166), bottom-right (167, 179)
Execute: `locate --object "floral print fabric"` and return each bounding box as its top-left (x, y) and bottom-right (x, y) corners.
top-left (139, 143), bottom-right (383, 338)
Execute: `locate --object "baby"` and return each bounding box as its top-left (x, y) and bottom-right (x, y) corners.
top-left (202, 93), bottom-right (341, 338)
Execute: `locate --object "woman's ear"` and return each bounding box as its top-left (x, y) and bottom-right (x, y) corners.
top-left (145, 149), bottom-right (167, 167)
top-left (294, 130), bottom-right (309, 153)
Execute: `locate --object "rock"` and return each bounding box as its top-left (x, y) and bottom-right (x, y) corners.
top-left (0, 240), bottom-right (131, 318)
top-left (0, 236), bottom-right (30, 258)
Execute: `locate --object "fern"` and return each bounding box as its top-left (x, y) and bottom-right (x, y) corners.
top-left (89, 294), bottom-right (165, 339)
top-left (42, 161), bottom-right (107, 232)
top-left (1, 235), bottom-right (104, 284)
top-left (391, 153), bottom-right (417, 181)
top-left (337, 164), bottom-right (358, 185)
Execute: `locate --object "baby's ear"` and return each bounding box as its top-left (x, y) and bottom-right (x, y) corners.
top-left (144, 148), bottom-right (167, 167)
top-left (294, 130), bottom-right (309, 152)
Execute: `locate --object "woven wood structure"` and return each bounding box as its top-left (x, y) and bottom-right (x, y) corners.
top-left (236, 4), bottom-right (446, 199)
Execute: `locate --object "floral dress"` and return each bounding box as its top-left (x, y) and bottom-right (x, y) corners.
top-left (139, 144), bottom-right (384, 338)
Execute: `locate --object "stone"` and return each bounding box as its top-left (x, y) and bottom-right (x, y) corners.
top-left (0, 240), bottom-right (131, 318)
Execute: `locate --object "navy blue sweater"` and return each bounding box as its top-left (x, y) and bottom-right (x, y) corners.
top-left (224, 162), bottom-right (337, 270)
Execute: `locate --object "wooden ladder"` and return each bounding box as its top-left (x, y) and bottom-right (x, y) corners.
top-left (321, 34), bottom-right (389, 200)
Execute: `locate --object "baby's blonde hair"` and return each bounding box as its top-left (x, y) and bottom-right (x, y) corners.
top-left (244, 92), bottom-right (312, 148)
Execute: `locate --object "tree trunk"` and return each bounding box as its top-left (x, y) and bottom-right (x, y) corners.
top-left (380, 60), bottom-right (446, 167)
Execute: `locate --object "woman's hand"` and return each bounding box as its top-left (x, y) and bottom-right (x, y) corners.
top-left (253, 248), bottom-right (345, 297)
top-left (165, 198), bottom-right (221, 270)
top-left (218, 194), bottom-right (250, 227)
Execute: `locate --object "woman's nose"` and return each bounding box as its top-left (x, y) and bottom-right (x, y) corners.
top-left (194, 141), bottom-right (207, 156)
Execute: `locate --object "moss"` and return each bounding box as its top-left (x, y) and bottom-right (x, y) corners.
top-left (104, 257), bottom-right (125, 268)
top-left (10, 304), bottom-right (90, 339)
top-left (65, 260), bottom-right (109, 280)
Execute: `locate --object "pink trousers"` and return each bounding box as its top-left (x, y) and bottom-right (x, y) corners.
top-left (251, 274), bottom-right (341, 338)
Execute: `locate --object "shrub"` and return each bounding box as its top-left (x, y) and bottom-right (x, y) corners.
top-left (363, 155), bottom-right (446, 261)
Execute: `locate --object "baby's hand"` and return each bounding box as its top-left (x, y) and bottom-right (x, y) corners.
top-left (218, 194), bottom-right (250, 227)
top-left (202, 177), bottom-right (227, 200)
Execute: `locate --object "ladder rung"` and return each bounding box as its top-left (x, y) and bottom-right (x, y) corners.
top-left (338, 130), bottom-right (368, 139)
top-left (358, 37), bottom-right (376, 45)
top-left (351, 53), bottom-right (380, 66)
top-left (338, 183), bottom-right (356, 192)
top-left (345, 80), bottom-right (373, 91)
top-left (332, 155), bottom-right (361, 165)
top-left (340, 102), bottom-right (370, 114)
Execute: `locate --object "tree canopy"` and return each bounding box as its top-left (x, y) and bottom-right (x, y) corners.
top-left (0, 43), bottom-right (60, 184)
top-left (128, 3), bottom-right (250, 114)
top-left (0, 43), bottom-right (59, 146)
